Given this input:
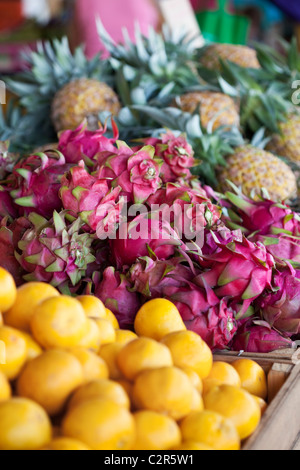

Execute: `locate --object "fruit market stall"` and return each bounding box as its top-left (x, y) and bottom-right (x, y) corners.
top-left (0, 0), bottom-right (299, 452)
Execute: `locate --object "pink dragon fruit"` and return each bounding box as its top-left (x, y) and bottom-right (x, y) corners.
top-left (97, 144), bottom-right (163, 204)
top-left (57, 119), bottom-right (118, 165)
top-left (94, 266), bottom-right (141, 329)
top-left (8, 150), bottom-right (72, 218)
top-left (60, 161), bottom-right (124, 233)
top-left (135, 130), bottom-right (196, 183)
top-left (110, 211), bottom-right (184, 269)
top-left (231, 318), bottom-right (295, 353)
top-left (128, 255), bottom-right (237, 350)
top-left (15, 211), bottom-right (96, 291)
top-left (255, 266), bottom-right (300, 337)
top-left (146, 182), bottom-right (221, 239)
top-left (224, 187), bottom-right (300, 265)
top-left (0, 185), bottom-right (18, 220)
top-left (194, 236), bottom-right (275, 314)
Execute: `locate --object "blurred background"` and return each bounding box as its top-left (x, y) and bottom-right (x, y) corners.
top-left (0, 0), bottom-right (299, 75)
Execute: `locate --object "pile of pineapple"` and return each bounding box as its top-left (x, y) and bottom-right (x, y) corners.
top-left (2, 23), bottom-right (300, 204)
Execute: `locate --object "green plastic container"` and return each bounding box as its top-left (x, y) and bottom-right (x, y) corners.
top-left (196, 0), bottom-right (250, 45)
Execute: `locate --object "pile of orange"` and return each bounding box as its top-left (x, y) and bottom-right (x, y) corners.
top-left (0, 267), bottom-right (268, 450)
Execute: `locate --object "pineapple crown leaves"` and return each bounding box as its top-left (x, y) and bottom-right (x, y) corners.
top-left (132, 105), bottom-right (244, 186)
top-left (0, 100), bottom-right (34, 153)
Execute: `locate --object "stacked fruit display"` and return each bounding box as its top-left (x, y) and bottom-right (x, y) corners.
top-left (0, 26), bottom-right (299, 355)
top-left (0, 266), bottom-right (269, 450)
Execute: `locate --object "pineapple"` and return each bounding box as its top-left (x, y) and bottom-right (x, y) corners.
top-left (174, 91), bottom-right (240, 131)
top-left (134, 105), bottom-right (297, 202)
top-left (198, 43), bottom-right (261, 70)
top-left (5, 37), bottom-right (120, 149)
top-left (266, 113), bottom-right (300, 164)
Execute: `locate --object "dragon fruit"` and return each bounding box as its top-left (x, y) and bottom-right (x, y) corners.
top-left (146, 182), bottom-right (221, 240)
top-left (0, 185), bottom-right (18, 220)
top-left (0, 141), bottom-right (20, 180)
top-left (60, 161), bottom-right (124, 233)
top-left (255, 266), bottom-right (300, 337)
top-left (110, 211), bottom-right (184, 269)
top-left (224, 188), bottom-right (300, 265)
top-left (57, 120), bottom-right (118, 165)
top-left (15, 211), bottom-right (96, 291)
top-left (128, 255), bottom-right (237, 350)
top-left (97, 143), bottom-right (163, 204)
top-left (231, 318), bottom-right (295, 353)
top-left (8, 151), bottom-right (72, 219)
top-left (194, 236), bottom-right (275, 314)
top-left (94, 266), bottom-right (141, 330)
top-left (135, 131), bottom-right (196, 183)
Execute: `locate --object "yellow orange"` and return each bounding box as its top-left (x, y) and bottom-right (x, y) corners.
top-left (160, 330), bottom-right (213, 379)
top-left (253, 395), bottom-right (268, 415)
top-left (0, 371), bottom-right (11, 401)
top-left (190, 388), bottom-right (204, 412)
top-left (0, 326), bottom-right (27, 380)
top-left (181, 368), bottom-right (203, 394)
top-left (3, 282), bottom-right (59, 332)
top-left (131, 410), bottom-right (181, 450)
top-left (0, 397), bottom-right (52, 450)
top-left (105, 309), bottom-right (119, 329)
top-left (98, 342), bottom-right (124, 380)
top-left (134, 298), bottom-right (186, 341)
top-left (114, 329), bottom-right (138, 346)
top-left (42, 437), bottom-right (90, 450)
top-left (202, 361), bottom-right (241, 395)
top-left (117, 337), bottom-right (173, 381)
top-left (180, 410), bottom-right (240, 450)
top-left (0, 267), bottom-right (17, 313)
top-left (17, 349), bottom-right (84, 416)
top-left (132, 366), bottom-right (194, 421)
top-left (68, 378), bottom-right (130, 411)
top-left (173, 441), bottom-right (214, 450)
top-left (77, 295), bottom-right (107, 319)
top-left (203, 384), bottom-right (261, 440)
top-left (68, 347), bottom-right (109, 383)
top-left (62, 398), bottom-right (136, 450)
top-left (18, 331), bottom-right (43, 362)
top-left (77, 318), bottom-right (101, 352)
top-left (30, 296), bottom-right (87, 350)
top-left (93, 318), bottom-right (116, 345)
top-left (231, 358), bottom-right (268, 400)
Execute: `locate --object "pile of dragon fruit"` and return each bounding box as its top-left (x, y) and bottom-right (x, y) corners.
top-left (0, 120), bottom-right (299, 354)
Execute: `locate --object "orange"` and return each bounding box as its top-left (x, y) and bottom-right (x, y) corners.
top-left (3, 282), bottom-right (59, 332)
top-left (0, 312), bottom-right (3, 326)
top-left (18, 331), bottom-right (43, 362)
top-left (160, 330), bottom-right (213, 379)
top-left (134, 298), bottom-right (186, 341)
top-left (173, 441), bottom-right (214, 450)
top-left (17, 349), bottom-right (84, 416)
top-left (105, 309), bottom-right (119, 329)
top-left (131, 410), bottom-right (181, 450)
top-left (181, 368), bottom-right (203, 394)
top-left (132, 366), bottom-right (194, 421)
top-left (30, 295), bottom-right (87, 350)
top-left (77, 295), bottom-right (107, 319)
top-left (42, 437), bottom-right (90, 450)
top-left (202, 361), bottom-right (241, 395)
top-left (0, 397), bottom-right (52, 450)
top-left (67, 378), bottom-right (130, 411)
top-left (117, 337), bottom-right (173, 381)
top-left (180, 410), bottom-right (240, 450)
top-left (231, 358), bottom-right (268, 400)
top-left (68, 347), bottom-right (109, 383)
top-left (253, 395), bottom-right (268, 415)
top-left (0, 371), bottom-right (11, 401)
top-left (98, 342), bottom-right (124, 380)
top-left (62, 398), bottom-right (136, 450)
top-left (115, 379), bottom-right (133, 401)
top-left (190, 387), bottom-right (204, 412)
top-left (114, 329), bottom-right (138, 346)
top-left (93, 318), bottom-right (116, 345)
top-left (203, 384), bottom-right (261, 440)
top-left (77, 318), bottom-right (101, 352)
top-left (0, 267), bottom-right (17, 313)
top-left (0, 326), bottom-right (27, 380)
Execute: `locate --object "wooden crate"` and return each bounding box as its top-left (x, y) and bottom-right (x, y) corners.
top-left (213, 348), bottom-right (300, 451)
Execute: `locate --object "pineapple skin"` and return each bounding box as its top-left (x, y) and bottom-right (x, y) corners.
top-left (177, 91), bottom-right (240, 131)
top-left (51, 78), bottom-right (121, 132)
top-left (266, 114), bottom-right (300, 164)
top-left (200, 44), bottom-right (261, 70)
top-left (217, 145), bottom-right (297, 202)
